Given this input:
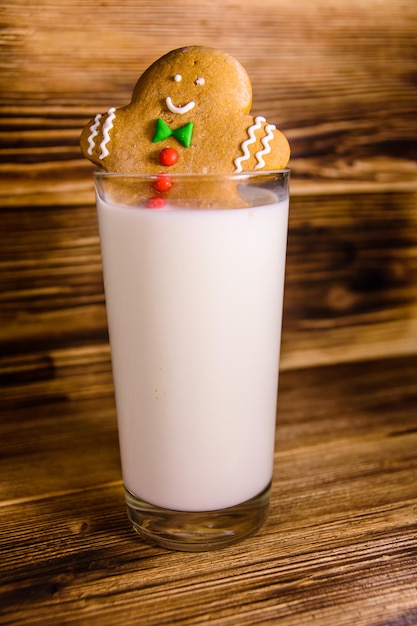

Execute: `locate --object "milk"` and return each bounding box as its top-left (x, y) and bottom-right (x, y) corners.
top-left (96, 193), bottom-right (289, 512)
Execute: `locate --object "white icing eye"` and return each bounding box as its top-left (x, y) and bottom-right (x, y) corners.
top-left (174, 74), bottom-right (182, 82)
top-left (195, 77), bottom-right (205, 85)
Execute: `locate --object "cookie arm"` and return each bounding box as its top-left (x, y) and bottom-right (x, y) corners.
top-left (80, 107), bottom-right (117, 169)
top-left (258, 124), bottom-right (290, 170)
top-left (234, 117), bottom-right (290, 173)
top-left (80, 113), bottom-right (103, 166)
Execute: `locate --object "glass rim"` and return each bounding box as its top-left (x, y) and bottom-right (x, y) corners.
top-left (93, 168), bottom-right (290, 182)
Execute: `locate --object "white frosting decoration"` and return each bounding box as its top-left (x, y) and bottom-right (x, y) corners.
top-left (234, 116), bottom-right (265, 173)
top-left (99, 107), bottom-right (116, 159)
top-left (166, 97), bottom-right (195, 115)
top-left (87, 113), bottom-right (102, 156)
top-left (195, 77), bottom-right (205, 85)
top-left (254, 124), bottom-right (276, 169)
top-left (174, 74), bottom-right (182, 82)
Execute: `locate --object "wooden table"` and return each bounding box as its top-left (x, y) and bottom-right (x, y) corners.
top-left (1, 1), bottom-right (417, 624)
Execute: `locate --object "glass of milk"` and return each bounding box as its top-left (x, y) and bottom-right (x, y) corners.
top-left (94, 170), bottom-right (290, 551)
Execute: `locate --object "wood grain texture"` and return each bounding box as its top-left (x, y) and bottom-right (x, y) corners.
top-left (1, 0), bottom-right (417, 624)
top-left (1, 190), bottom-right (416, 368)
top-left (1, 0), bottom-right (417, 190)
top-left (1, 0), bottom-right (417, 365)
top-left (1, 357), bottom-right (416, 625)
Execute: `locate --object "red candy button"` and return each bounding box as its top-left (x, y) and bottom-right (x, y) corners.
top-left (159, 147), bottom-right (178, 167)
top-left (146, 197), bottom-right (166, 209)
top-left (153, 174), bottom-right (172, 193)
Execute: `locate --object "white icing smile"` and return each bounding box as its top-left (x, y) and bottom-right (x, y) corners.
top-left (166, 96), bottom-right (195, 115)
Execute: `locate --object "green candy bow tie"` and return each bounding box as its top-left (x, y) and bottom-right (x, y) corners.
top-left (152, 118), bottom-right (194, 148)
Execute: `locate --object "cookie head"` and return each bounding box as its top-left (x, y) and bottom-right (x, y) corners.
top-left (132, 46), bottom-right (252, 120)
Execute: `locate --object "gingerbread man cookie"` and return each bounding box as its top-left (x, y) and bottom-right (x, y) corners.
top-left (80, 46), bottom-right (290, 176)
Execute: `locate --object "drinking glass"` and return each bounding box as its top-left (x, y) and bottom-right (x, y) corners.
top-left (94, 169), bottom-right (290, 551)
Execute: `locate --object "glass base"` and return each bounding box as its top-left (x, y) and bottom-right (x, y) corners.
top-left (125, 483), bottom-right (271, 552)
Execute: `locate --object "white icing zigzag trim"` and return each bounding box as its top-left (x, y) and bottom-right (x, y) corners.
top-left (234, 116), bottom-right (265, 173)
top-left (87, 113), bottom-right (102, 156)
top-left (99, 107), bottom-right (116, 159)
top-left (255, 124), bottom-right (276, 169)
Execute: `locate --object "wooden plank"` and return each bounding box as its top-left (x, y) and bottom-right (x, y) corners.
top-left (1, 190), bottom-right (416, 365)
top-left (0, 481), bottom-right (416, 626)
top-left (0, 357), bottom-right (416, 625)
top-left (281, 189), bottom-right (417, 368)
top-left (1, 0), bottom-right (416, 192)
top-left (1, 354), bottom-right (416, 501)
top-left (1, 2), bottom-right (416, 369)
